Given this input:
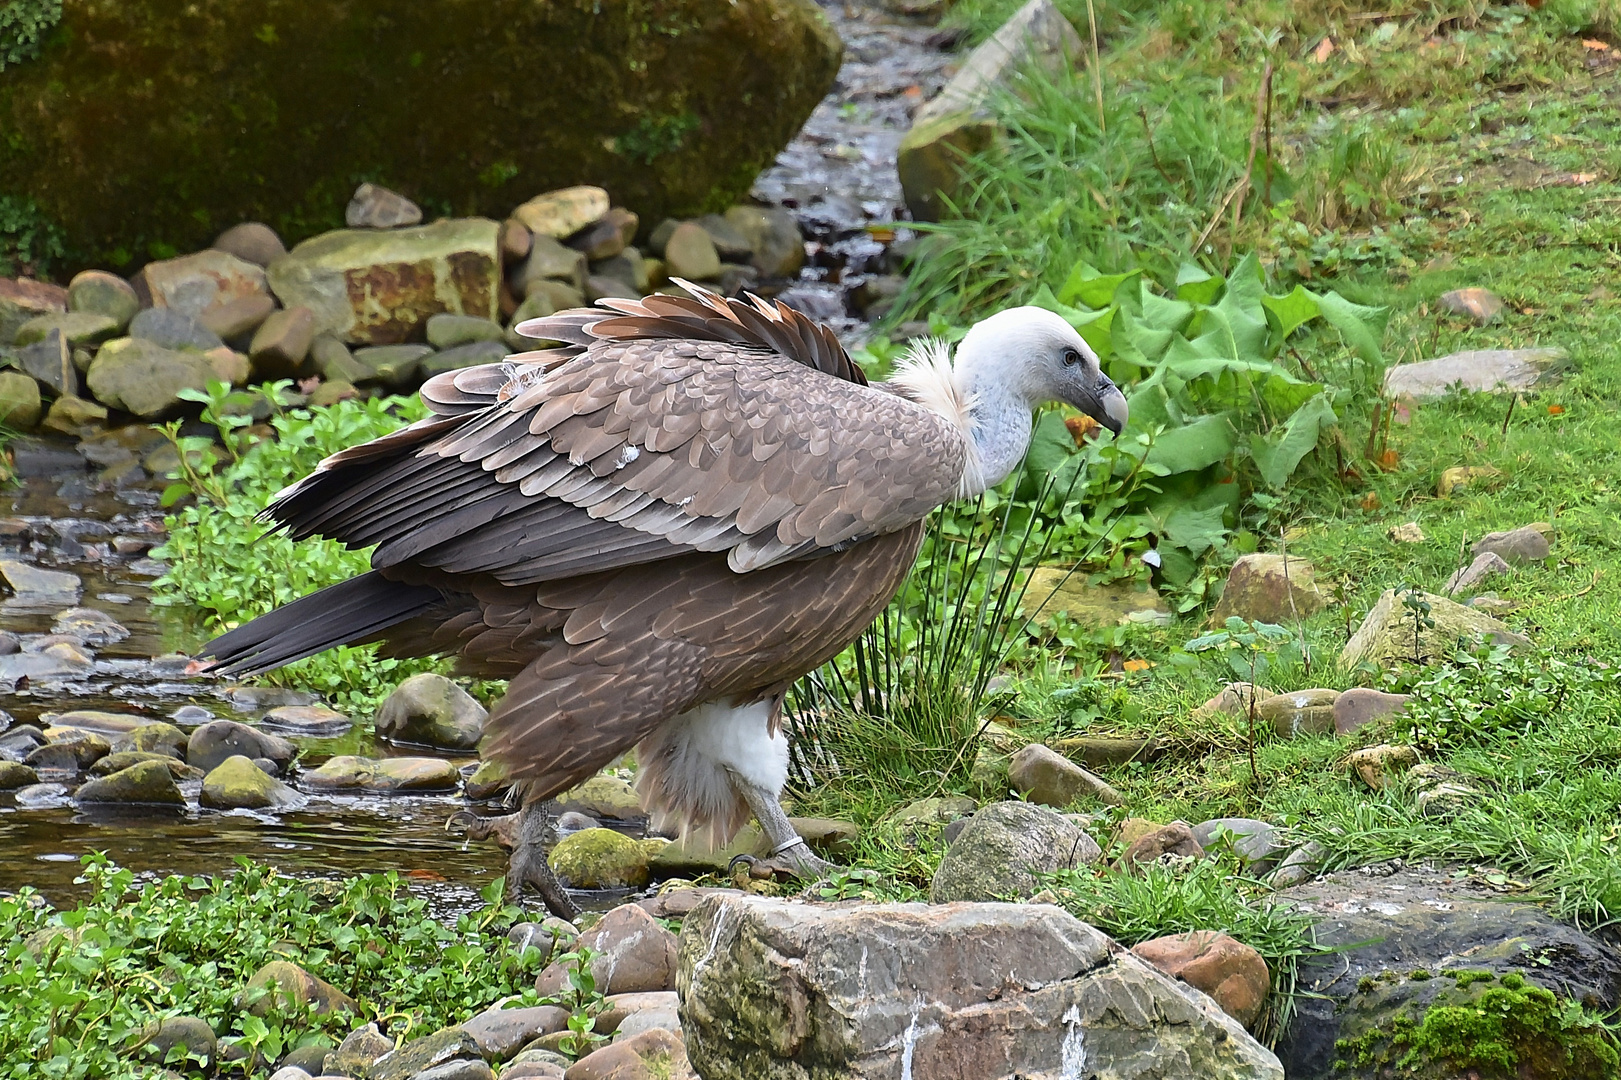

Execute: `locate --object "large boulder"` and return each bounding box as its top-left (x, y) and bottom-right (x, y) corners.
top-left (266, 220), bottom-right (501, 345)
top-left (2, 0), bottom-right (840, 270)
top-left (678, 896), bottom-right (1283, 1079)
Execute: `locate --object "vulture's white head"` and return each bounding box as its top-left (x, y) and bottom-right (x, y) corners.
top-left (893, 306), bottom-right (1130, 496)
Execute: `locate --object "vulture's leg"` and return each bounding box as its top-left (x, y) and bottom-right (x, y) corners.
top-left (731, 773), bottom-right (834, 879)
top-left (506, 799), bottom-right (581, 921)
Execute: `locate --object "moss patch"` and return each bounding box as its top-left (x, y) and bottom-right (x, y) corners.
top-left (1335, 971), bottom-right (1621, 1079)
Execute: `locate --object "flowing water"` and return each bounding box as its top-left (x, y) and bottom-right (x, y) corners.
top-left (0, 0), bottom-right (959, 916)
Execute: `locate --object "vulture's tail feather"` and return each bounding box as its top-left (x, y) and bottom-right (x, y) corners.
top-left (200, 572), bottom-right (440, 676)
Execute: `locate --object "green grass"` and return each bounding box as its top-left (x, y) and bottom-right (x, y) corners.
top-left (788, 0), bottom-right (1621, 1049)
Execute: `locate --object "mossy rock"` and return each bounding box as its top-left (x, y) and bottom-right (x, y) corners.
top-left (2, 0), bottom-right (842, 271)
top-left (548, 827), bottom-right (655, 890)
top-left (1333, 971), bottom-right (1619, 1079)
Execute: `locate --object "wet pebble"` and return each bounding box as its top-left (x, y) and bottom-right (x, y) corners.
top-left (187, 720), bottom-right (295, 773)
top-left (14, 782), bottom-right (71, 809)
top-left (220, 685), bottom-right (318, 711)
top-left (170, 704), bottom-right (215, 725)
top-left (0, 631), bottom-right (18, 655)
top-left (261, 705), bottom-right (352, 736)
top-left (52, 607), bottom-right (130, 646)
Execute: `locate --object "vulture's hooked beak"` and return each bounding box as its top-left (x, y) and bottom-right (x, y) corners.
top-left (1074, 375), bottom-right (1129, 437)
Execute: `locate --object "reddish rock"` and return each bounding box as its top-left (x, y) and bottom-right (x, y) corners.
top-left (198, 293), bottom-right (276, 340)
top-left (139, 249), bottom-right (270, 317)
top-left (1211, 553), bottom-right (1327, 626)
top-left (1119, 822), bottom-right (1205, 867)
top-left (536, 904), bottom-right (677, 998)
top-left (249, 306), bottom-right (317, 378)
top-left (0, 277), bottom-right (68, 315)
top-left (212, 222), bottom-right (287, 267)
top-left (1332, 688), bottom-right (1410, 735)
top-left (564, 1028), bottom-right (693, 1080)
top-left (1256, 688), bottom-right (1339, 738)
top-left (1132, 931), bottom-right (1269, 1030)
top-left (500, 218), bottom-right (533, 265)
top-left (1191, 681), bottom-right (1265, 719)
top-left (1437, 286), bottom-right (1503, 325)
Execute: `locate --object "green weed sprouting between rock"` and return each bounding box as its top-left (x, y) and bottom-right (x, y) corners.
top-left (0, 855), bottom-right (551, 1080)
top-left (150, 382), bottom-right (443, 714)
top-left (1040, 855), bottom-right (1325, 1047)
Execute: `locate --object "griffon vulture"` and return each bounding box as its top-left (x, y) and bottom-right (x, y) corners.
top-left (203, 282), bottom-right (1128, 916)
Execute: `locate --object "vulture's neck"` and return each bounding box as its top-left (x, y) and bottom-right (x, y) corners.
top-left (888, 340), bottom-right (1033, 499)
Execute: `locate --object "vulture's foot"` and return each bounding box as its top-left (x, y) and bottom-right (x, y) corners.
top-left (505, 802), bottom-right (580, 921)
top-left (727, 841), bottom-right (836, 883)
top-left (445, 809), bottom-right (520, 851)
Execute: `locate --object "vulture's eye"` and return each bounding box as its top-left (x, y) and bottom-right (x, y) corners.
top-left (1062, 347), bottom-right (1082, 367)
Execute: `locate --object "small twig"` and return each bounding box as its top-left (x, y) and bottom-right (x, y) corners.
top-left (1263, 63), bottom-right (1274, 207)
top-left (1086, 0), bottom-right (1105, 133)
top-left (1280, 528), bottom-right (1310, 677)
top-left (1500, 393), bottom-right (1518, 435)
top-left (1538, 569), bottom-right (1602, 605)
top-left (1196, 60), bottom-right (1273, 254)
top-left (1140, 106), bottom-right (1177, 189)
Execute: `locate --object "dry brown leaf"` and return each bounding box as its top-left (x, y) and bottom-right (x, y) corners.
top-left (1313, 37), bottom-right (1336, 63)
top-left (1583, 38), bottom-right (1610, 49)
top-left (1572, 172), bottom-right (1599, 185)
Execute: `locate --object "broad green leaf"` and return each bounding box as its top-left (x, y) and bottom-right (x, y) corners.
top-left (1256, 372), bottom-right (1324, 423)
top-left (1160, 501), bottom-right (1229, 554)
top-left (1210, 280), bottom-right (1270, 360)
top-left (1175, 263), bottom-right (1224, 305)
top-left (1249, 392), bottom-right (1338, 489)
top-left (1058, 261), bottom-right (1142, 309)
top-left (1145, 413), bottom-right (1236, 474)
top-left (1315, 290), bottom-right (1388, 365)
top-left (1261, 285), bottom-right (1320, 345)
top-left (1115, 308), bottom-right (1177, 366)
top-left (1023, 409), bottom-right (1078, 482)
top-left (1140, 289), bottom-right (1195, 335)
top-left (1156, 547), bottom-right (1199, 586)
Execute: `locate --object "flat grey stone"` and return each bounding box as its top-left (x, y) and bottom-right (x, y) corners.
top-left (1383, 347), bottom-right (1565, 400)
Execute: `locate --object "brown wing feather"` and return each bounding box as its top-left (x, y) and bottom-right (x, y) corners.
top-left (265, 285), bottom-right (964, 586)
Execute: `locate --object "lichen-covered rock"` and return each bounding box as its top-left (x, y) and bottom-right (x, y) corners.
top-left (86, 338), bottom-right (218, 419)
top-left (240, 961), bottom-right (357, 1018)
top-left (679, 896), bottom-right (1283, 1079)
top-left (0, 761), bottom-right (39, 789)
top-left (1020, 569), bottom-right (1171, 627)
top-left (1276, 865), bottom-right (1621, 1078)
top-left (929, 799), bottom-right (1099, 902)
top-left (75, 758), bottom-right (185, 806)
top-left (366, 1027), bottom-right (483, 1080)
top-left (4, 0), bottom-right (839, 271)
top-left (129, 1016), bottom-right (217, 1071)
top-left (1341, 589), bottom-right (1530, 669)
top-left (113, 721), bottom-right (188, 758)
top-left (1120, 822), bottom-right (1205, 867)
top-left (549, 827), bottom-right (659, 890)
top-left (265, 220), bottom-right (500, 345)
top-left (374, 672), bottom-right (488, 751)
top-left (301, 755), bottom-right (460, 793)
top-left (1347, 744), bottom-right (1420, 791)
top-left (201, 754), bottom-right (306, 810)
top-left (647, 817), bottom-right (854, 877)
top-left (67, 270), bottom-right (140, 328)
top-left (1211, 553), bottom-right (1329, 625)
top-left (558, 774), bottom-right (644, 820)
top-left (0, 371), bottom-right (42, 429)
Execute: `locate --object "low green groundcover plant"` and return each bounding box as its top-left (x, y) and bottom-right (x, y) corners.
top-left (151, 383), bottom-right (441, 713)
top-left (0, 856), bottom-right (551, 1079)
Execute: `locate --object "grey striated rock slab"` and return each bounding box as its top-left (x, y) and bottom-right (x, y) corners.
top-left (679, 896), bottom-right (1283, 1080)
top-left (1383, 347), bottom-right (1566, 400)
